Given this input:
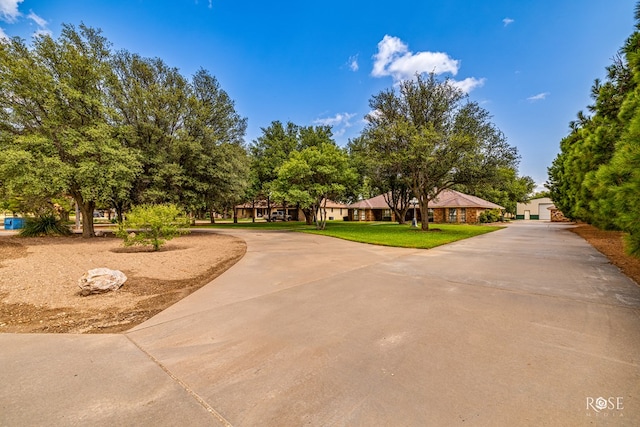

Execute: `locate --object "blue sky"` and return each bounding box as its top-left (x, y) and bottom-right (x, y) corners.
top-left (0, 0), bottom-right (636, 190)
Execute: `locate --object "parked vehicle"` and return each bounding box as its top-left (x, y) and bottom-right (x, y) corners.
top-left (270, 211), bottom-right (292, 221)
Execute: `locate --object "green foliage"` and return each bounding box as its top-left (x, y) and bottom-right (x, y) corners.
top-left (0, 24), bottom-right (142, 236)
top-left (547, 5), bottom-right (640, 256)
top-left (116, 204), bottom-right (190, 251)
top-left (0, 25), bottom-right (247, 236)
top-left (478, 209), bottom-right (502, 224)
top-left (19, 214), bottom-right (72, 237)
top-left (249, 122), bottom-right (356, 226)
top-left (274, 141), bottom-right (357, 230)
top-left (360, 73), bottom-right (519, 231)
top-left (459, 168), bottom-right (535, 215)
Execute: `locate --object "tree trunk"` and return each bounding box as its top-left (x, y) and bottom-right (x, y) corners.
top-left (282, 199), bottom-right (288, 222)
top-left (419, 199), bottom-right (430, 231)
top-left (76, 197), bottom-right (96, 237)
top-left (251, 200), bottom-right (256, 223)
top-left (266, 195), bottom-right (272, 222)
top-left (210, 208), bottom-right (216, 224)
top-left (316, 199), bottom-right (328, 230)
top-left (302, 208), bottom-right (313, 225)
top-left (114, 201), bottom-right (125, 223)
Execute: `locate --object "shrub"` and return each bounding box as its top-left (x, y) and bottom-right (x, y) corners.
top-left (116, 204), bottom-right (190, 251)
top-left (478, 209), bottom-right (502, 224)
top-left (19, 214), bottom-right (72, 237)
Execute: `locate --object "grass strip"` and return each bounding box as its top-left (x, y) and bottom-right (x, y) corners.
top-left (201, 221), bottom-right (503, 249)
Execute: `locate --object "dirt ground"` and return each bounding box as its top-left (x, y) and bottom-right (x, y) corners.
top-left (0, 231), bottom-right (246, 334)
top-left (568, 223), bottom-right (640, 286)
top-left (0, 223), bottom-right (638, 335)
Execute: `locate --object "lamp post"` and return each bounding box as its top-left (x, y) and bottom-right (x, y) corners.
top-left (410, 197), bottom-right (419, 228)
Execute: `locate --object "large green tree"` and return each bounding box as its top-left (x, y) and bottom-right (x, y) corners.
top-left (109, 51), bottom-right (190, 210)
top-left (249, 121), bottom-right (299, 219)
top-left (458, 167), bottom-right (535, 216)
top-left (547, 2), bottom-right (640, 255)
top-left (348, 134), bottom-right (413, 224)
top-left (361, 73), bottom-right (519, 230)
top-left (1, 24), bottom-right (249, 235)
top-left (274, 142), bottom-right (356, 230)
top-left (0, 24), bottom-right (141, 237)
top-left (249, 122), bottom-right (338, 222)
top-left (179, 69), bottom-right (249, 220)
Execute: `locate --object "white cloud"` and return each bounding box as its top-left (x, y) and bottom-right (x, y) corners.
top-left (450, 77), bottom-right (486, 93)
top-left (26, 11), bottom-right (49, 37)
top-left (0, 0), bottom-right (22, 23)
top-left (372, 35), bottom-right (459, 81)
top-left (527, 92), bottom-right (549, 102)
top-left (314, 112), bottom-right (357, 136)
top-left (27, 11), bottom-right (45, 27)
top-left (503, 17), bottom-right (514, 27)
top-left (371, 35), bottom-right (484, 93)
top-left (0, 26), bottom-right (8, 41)
top-left (348, 54), bottom-right (359, 72)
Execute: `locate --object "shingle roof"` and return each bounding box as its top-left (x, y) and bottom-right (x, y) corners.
top-left (348, 190), bottom-right (503, 210)
top-left (236, 199), bottom-right (348, 209)
top-left (431, 190), bottom-right (504, 209)
top-left (348, 193), bottom-right (390, 209)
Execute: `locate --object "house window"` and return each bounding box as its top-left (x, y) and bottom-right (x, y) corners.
top-left (448, 208), bottom-right (457, 223)
top-left (460, 208), bottom-right (467, 223)
top-left (353, 209), bottom-right (358, 221)
top-left (428, 208), bottom-right (434, 222)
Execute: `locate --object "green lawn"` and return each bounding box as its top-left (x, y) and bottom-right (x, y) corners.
top-left (201, 221), bottom-right (503, 249)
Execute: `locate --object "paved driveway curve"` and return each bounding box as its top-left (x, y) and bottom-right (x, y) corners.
top-left (1, 222), bottom-right (639, 426)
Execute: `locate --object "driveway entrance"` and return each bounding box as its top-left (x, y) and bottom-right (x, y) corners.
top-left (2, 222), bottom-right (639, 425)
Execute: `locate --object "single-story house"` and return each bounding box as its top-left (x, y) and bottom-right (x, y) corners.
top-left (235, 199), bottom-right (349, 221)
top-left (516, 197), bottom-right (556, 220)
top-left (347, 190), bottom-right (503, 224)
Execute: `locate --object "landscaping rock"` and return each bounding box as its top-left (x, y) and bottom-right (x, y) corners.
top-left (78, 268), bottom-right (127, 296)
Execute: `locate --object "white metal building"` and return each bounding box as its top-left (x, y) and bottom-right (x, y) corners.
top-left (516, 197), bottom-right (554, 220)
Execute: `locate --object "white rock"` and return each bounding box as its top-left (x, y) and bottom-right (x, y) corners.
top-left (78, 268), bottom-right (127, 296)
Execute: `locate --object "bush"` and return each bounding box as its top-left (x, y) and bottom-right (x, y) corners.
top-left (478, 209), bottom-right (502, 224)
top-left (116, 204), bottom-right (190, 251)
top-left (624, 232), bottom-right (640, 258)
top-left (19, 214), bottom-right (72, 237)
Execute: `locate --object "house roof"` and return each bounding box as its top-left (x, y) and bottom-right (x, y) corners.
top-left (432, 190), bottom-right (504, 209)
top-left (348, 193), bottom-right (389, 209)
top-left (349, 190), bottom-right (503, 210)
top-left (236, 199), bottom-right (348, 209)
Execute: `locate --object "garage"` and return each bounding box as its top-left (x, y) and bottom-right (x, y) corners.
top-left (538, 203), bottom-right (553, 220)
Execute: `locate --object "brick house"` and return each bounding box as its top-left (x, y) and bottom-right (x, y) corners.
top-left (235, 199), bottom-right (349, 221)
top-left (347, 190), bottom-right (503, 224)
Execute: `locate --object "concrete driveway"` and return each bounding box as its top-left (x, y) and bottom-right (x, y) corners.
top-left (1, 222), bottom-right (639, 426)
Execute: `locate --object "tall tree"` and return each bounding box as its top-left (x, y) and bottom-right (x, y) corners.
top-left (548, 2), bottom-right (640, 256)
top-left (348, 134), bottom-right (413, 224)
top-left (0, 24), bottom-right (141, 237)
top-left (362, 73), bottom-right (518, 230)
top-left (274, 142), bottom-right (356, 230)
top-left (180, 69), bottom-right (248, 218)
top-left (249, 121), bottom-right (299, 219)
top-left (458, 167), bottom-right (535, 216)
top-left (109, 51), bottom-right (189, 209)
